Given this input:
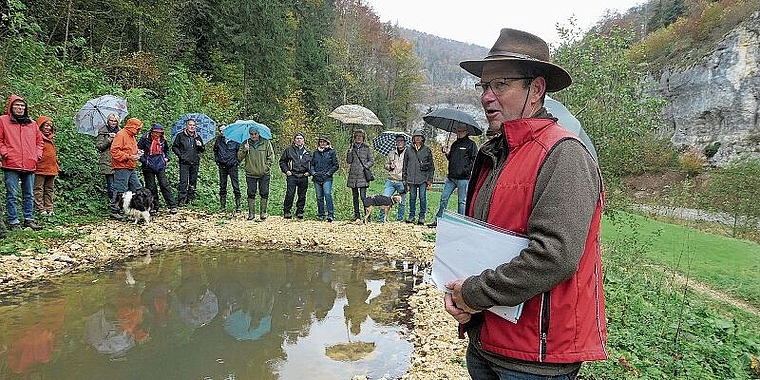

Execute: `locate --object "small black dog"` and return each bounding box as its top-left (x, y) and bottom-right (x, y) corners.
top-left (122, 188), bottom-right (154, 224)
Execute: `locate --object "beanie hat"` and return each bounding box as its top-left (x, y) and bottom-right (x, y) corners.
top-left (294, 132), bottom-right (305, 139)
top-left (151, 123), bottom-right (164, 132)
top-left (317, 135), bottom-right (331, 145)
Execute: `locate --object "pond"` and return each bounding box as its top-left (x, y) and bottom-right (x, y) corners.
top-left (0, 248), bottom-right (420, 379)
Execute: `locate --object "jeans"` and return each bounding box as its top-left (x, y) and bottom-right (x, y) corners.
top-left (4, 170), bottom-right (35, 224)
top-left (407, 183), bottom-right (427, 222)
top-left (284, 176), bottom-right (308, 215)
top-left (350, 186), bottom-right (367, 219)
top-left (104, 174), bottom-right (115, 200)
top-left (110, 169), bottom-right (141, 214)
top-left (178, 163), bottom-right (199, 204)
top-left (379, 179), bottom-right (406, 221)
top-left (466, 344), bottom-right (580, 380)
top-left (313, 180), bottom-right (334, 219)
top-left (218, 164), bottom-right (241, 199)
top-left (245, 174), bottom-right (270, 200)
top-left (143, 168), bottom-right (175, 209)
top-left (34, 174), bottom-right (56, 212)
top-left (435, 178), bottom-right (469, 219)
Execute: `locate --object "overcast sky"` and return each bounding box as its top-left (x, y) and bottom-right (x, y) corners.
top-left (364, 0), bottom-right (645, 47)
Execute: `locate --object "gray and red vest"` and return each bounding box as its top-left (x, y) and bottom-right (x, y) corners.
top-left (466, 118), bottom-right (607, 363)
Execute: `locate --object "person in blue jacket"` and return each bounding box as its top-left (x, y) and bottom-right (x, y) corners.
top-left (213, 123), bottom-right (242, 213)
top-left (310, 136), bottom-right (339, 222)
top-left (137, 123), bottom-right (177, 214)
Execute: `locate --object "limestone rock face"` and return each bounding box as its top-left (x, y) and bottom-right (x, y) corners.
top-left (655, 11), bottom-right (760, 166)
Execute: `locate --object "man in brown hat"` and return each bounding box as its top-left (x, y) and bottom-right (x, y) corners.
top-left (444, 29), bottom-right (607, 379)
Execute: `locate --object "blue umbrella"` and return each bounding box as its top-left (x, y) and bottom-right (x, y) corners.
top-left (223, 310), bottom-right (272, 341)
top-left (545, 96), bottom-right (598, 161)
top-left (74, 95), bottom-right (128, 136)
top-left (171, 113), bottom-right (216, 144)
top-left (223, 120), bottom-right (272, 143)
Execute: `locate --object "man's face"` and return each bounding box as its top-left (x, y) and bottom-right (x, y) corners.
top-left (250, 131), bottom-right (260, 141)
top-left (455, 125), bottom-right (469, 137)
top-left (11, 101), bottom-right (25, 117)
top-left (294, 135), bottom-right (304, 146)
top-left (480, 62), bottom-right (531, 132)
top-left (395, 138), bottom-right (406, 148)
top-left (318, 139), bottom-right (328, 148)
top-left (413, 135), bottom-right (423, 145)
top-left (186, 120), bottom-right (197, 133)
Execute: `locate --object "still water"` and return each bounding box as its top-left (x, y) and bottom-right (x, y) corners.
top-left (0, 248), bottom-right (419, 379)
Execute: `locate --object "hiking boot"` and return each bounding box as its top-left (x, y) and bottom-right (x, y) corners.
top-left (405, 218), bottom-right (414, 224)
top-left (9, 223), bottom-right (21, 231)
top-left (427, 221), bottom-right (438, 228)
top-left (110, 212), bottom-right (124, 221)
top-left (417, 220), bottom-right (425, 226)
top-left (283, 213), bottom-right (292, 219)
top-left (296, 214), bottom-right (304, 220)
top-left (326, 217), bottom-right (333, 222)
top-left (169, 207), bottom-right (178, 214)
top-left (24, 220), bottom-right (42, 231)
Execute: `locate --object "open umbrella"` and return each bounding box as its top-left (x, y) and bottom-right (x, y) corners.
top-left (171, 113), bottom-right (216, 144)
top-left (223, 120), bottom-right (272, 143)
top-left (545, 96), bottom-right (598, 161)
top-left (223, 311), bottom-right (272, 341)
top-left (372, 131), bottom-right (410, 156)
top-left (423, 108), bottom-right (483, 137)
top-left (176, 289), bottom-right (219, 328)
top-left (74, 95), bottom-right (128, 136)
top-left (329, 104), bottom-right (383, 126)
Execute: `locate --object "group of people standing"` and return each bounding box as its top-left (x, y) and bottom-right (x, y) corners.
top-left (0, 95), bottom-right (60, 238)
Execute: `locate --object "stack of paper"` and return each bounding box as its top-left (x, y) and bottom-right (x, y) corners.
top-left (431, 211), bottom-right (529, 323)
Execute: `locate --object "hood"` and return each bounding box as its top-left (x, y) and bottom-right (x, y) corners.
top-left (124, 118), bottom-right (143, 135)
top-left (5, 94), bottom-right (27, 118)
top-left (36, 116), bottom-right (53, 130)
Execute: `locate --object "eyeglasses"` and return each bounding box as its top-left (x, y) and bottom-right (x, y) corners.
top-left (475, 77), bottom-right (533, 95)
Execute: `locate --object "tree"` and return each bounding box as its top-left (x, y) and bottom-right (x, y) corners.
top-left (699, 158), bottom-right (760, 236)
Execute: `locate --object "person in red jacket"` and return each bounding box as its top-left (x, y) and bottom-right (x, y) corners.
top-left (444, 29), bottom-right (607, 379)
top-left (0, 95), bottom-right (44, 232)
top-left (108, 117), bottom-right (144, 220)
top-left (34, 116), bottom-right (59, 217)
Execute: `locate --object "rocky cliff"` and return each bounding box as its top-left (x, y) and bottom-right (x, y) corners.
top-left (656, 11), bottom-right (760, 166)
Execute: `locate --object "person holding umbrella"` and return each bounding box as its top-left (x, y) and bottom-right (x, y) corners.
top-left (0, 95), bottom-right (44, 232)
top-left (428, 123), bottom-right (477, 227)
top-left (402, 129), bottom-right (433, 225)
top-left (279, 132), bottom-right (311, 219)
top-left (310, 136), bottom-right (339, 222)
top-left (213, 123), bottom-right (242, 213)
top-left (237, 127), bottom-right (274, 221)
top-left (346, 129), bottom-right (374, 221)
top-left (95, 114), bottom-right (121, 203)
top-left (137, 123), bottom-right (177, 214)
top-left (171, 118), bottom-right (205, 207)
top-left (379, 134), bottom-right (408, 222)
top-left (443, 28), bottom-right (607, 379)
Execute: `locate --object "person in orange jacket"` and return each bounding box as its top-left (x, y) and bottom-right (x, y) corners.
top-left (109, 117), bottom-right (144, 220)
top-left (34, 116), bottom-right (59, 217)
top-left (0, 95), bottom-right (44, 233)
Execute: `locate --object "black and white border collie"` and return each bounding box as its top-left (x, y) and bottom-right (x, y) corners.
top-left (122, 188), bottom-right (153, 224)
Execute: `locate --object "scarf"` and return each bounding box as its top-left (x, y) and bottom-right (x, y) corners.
top-left (150, 134), bottom-right (163, 155)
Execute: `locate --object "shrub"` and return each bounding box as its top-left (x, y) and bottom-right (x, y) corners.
top-left (678, 148), bottom-right (706, 176)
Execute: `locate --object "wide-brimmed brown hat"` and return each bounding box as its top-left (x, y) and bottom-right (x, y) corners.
top-left (459, 28), bottom-right (572, 92)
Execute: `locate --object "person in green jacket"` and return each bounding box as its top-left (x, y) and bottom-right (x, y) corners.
top-left (237, 128), bottom-right (274, 221)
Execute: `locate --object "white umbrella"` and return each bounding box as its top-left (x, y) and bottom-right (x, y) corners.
top-left (328, 104), bottom-right (383, 126)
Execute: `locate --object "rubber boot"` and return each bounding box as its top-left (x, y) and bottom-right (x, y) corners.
top-left (234, 195), bottom-right (241, 213)
top-left (220, 195), bottom-right (227, 213)
top-left (110, 193), bottom-right (124, 220)
top-left (259, 198), bottom-right (268, 221)
top-left (247, 199), bottom-right (256, 220)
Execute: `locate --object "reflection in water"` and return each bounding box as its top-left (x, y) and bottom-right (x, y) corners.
top-left (0, 248), bottom-right (416, 379)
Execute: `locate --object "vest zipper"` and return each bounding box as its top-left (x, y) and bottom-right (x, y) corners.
top-left (540, 291), bottom-right (551, 361)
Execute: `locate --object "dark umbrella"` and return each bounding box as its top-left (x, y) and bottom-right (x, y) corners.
top-left (423, 108), bottom-right (483, 137)
top-left (171, 113), bottom-right (217, 144)
top-left (372, 131), bottom-right (411, 156)
top-left (74, 95), bottom-right (129, 136)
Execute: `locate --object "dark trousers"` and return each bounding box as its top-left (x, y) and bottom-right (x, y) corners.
top-left (350, 186), bottom-right (367, 219)
top-left (104, 174), bottom-right (115, 200)
top-left (284, 176), bottom-right (308, 215)
top-left (178, 163), bottom-right (199, 204)
top-left (143, 168), bottom-right (175, 209)
top-left (218, 164), bottom-right (241, 199)
top-left (245, 174), bottom-right (270, 200)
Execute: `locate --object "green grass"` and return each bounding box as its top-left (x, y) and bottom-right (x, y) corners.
top-left (602, 211), bottom-right (760, 307)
